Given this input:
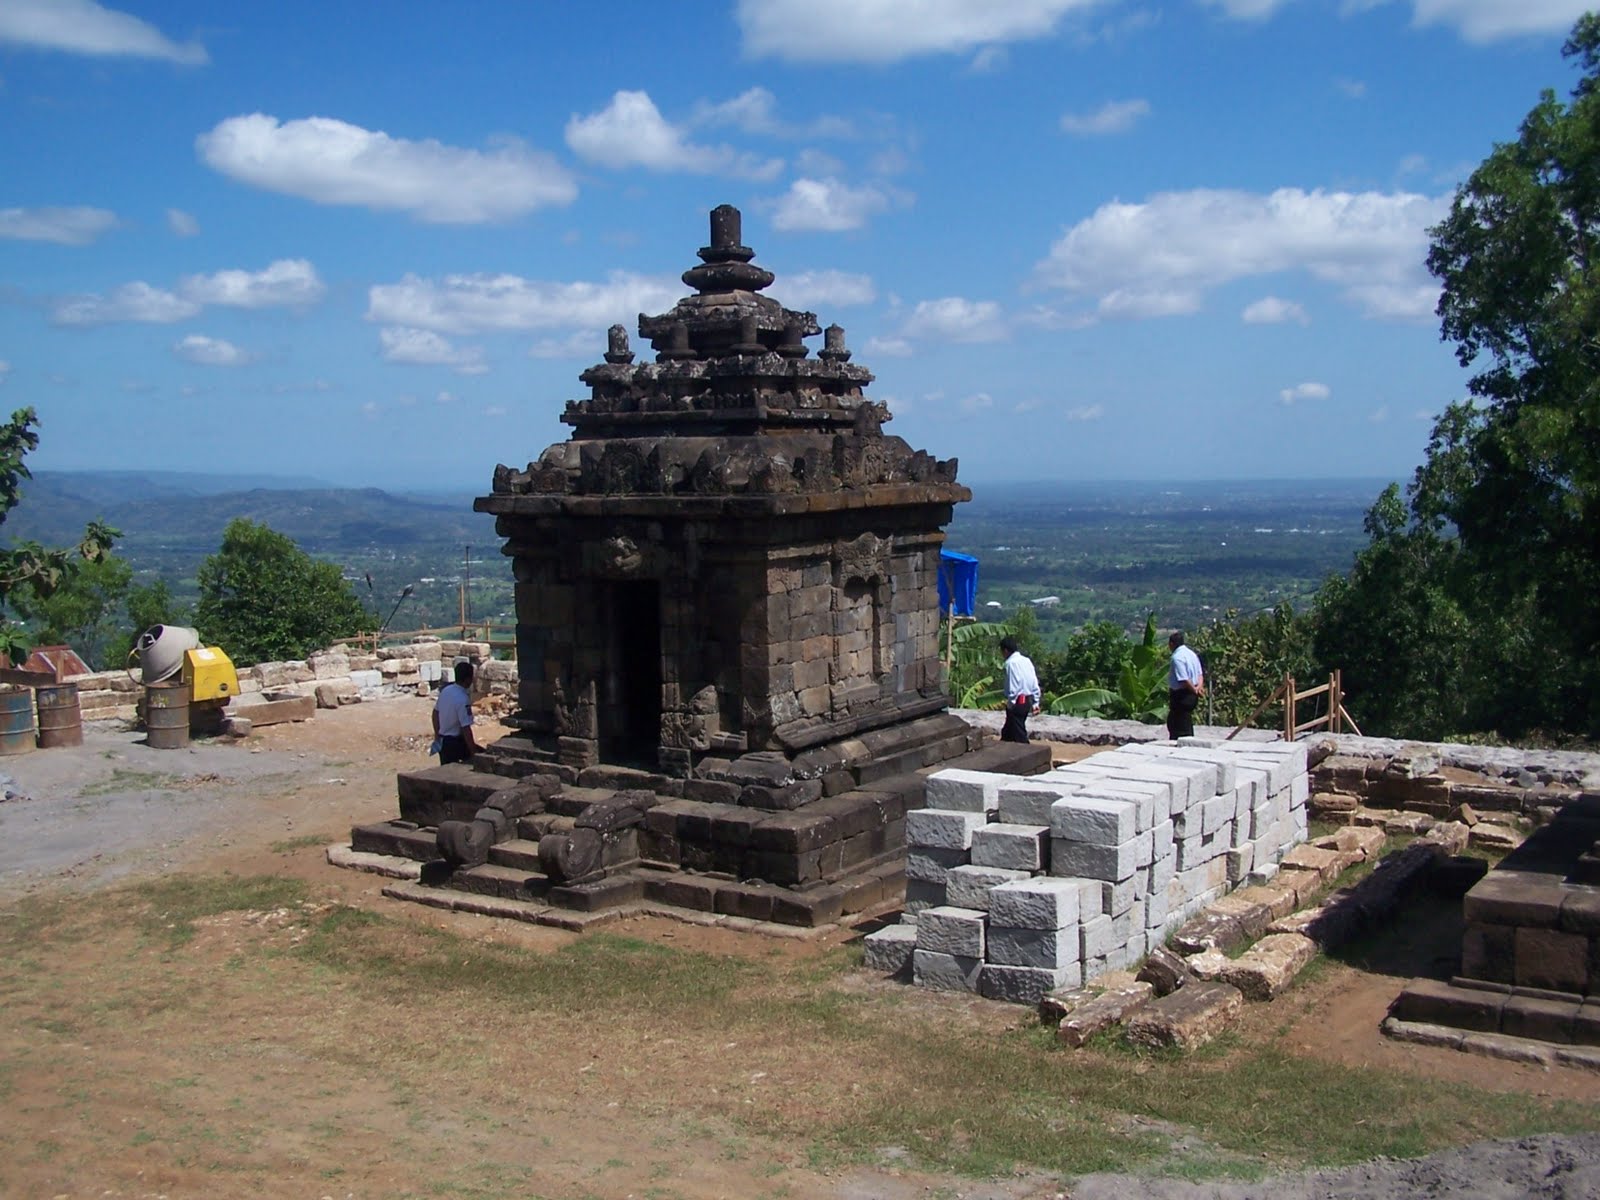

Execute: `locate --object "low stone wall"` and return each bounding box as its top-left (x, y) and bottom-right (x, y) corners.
top-left (1308, 734), bottom-right (1600, 822)
top-left (66, 637), bottom-right (520, 723)
top-left (865, 736), bottom-right (1311, 1005)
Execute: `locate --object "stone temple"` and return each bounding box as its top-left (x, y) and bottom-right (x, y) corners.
top-left (351, 205), bottom-right (1046, 928)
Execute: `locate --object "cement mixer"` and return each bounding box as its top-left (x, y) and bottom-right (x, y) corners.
top-left (130, 626), bottom-right (240, 745)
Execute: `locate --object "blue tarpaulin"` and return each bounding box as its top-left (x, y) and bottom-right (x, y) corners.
top-left (938, 549), bottom-right (979, 618)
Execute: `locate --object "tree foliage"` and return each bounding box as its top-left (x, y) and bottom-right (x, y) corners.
top-left (1308, 19), bottom-right (1600, 741)
top-left (1404, 15), bottom-right (1600, 737)
top-left (195, 518), bottom-right (370, 665)
top-left (1193, 602), bottom-right (1318, 730)
top-left (1, 408), bottom-right (119, 664)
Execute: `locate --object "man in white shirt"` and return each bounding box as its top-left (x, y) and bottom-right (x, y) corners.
top-left (1000, 635), bottom-right (1041, 743)
top-left (1167, 631), bottom-right (1205, 739)
top-left (433, 660), bottom-right (479, 765)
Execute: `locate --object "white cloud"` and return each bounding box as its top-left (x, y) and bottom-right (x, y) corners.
top-left (52, 259), bottom-right (325, 326)
top-left (166, 208), bottom-right (199, 237)
top-left (1278, 381), bottom-right (1330, 405)
top-left (1335, 77), bottom-right (1367, 99)
top-left (1037, 186), bottom-right (1447, 320)
top-left (737, 0), bottom-right (1096, 63)
top-left (484, 405), bottom-right (508, 418)
top-left (692, 87), bottom-right (857, 140)
top-left (1407, 0), bottom-right (1595, 42)
top-left (1200, 0), bottom-right (1291, 19)
top-left (1370, 405), bottom-right (1390, 422)
top-left (777, 270), bottom-right (876, 309)
top-left (53, 282), bottom-right (199, 326)
top-left (0, 205), bottom-right (117, 245)
top-left (378, 327), bottom-right (488, 375)
top-left (865, 336), bottom-right (914, 357)
top-left (180, 259), bottom-right (324, 308)
top-left (0, 0), bottom-right (206, 64)
top-left (968, 45), bottom-right (1010, 73)
top-left (361, 400), bottom-right (381, 418)
top-left (771, 178), bottom-right (896, 232)
top-left (435, 391), bottom-right (458, 405)
top-left (901, 297), bottom-right (1007, 343)
top-left (1242, 296), bottom-right (1309, 325)
top-left (368, 271), bottom-right (681, 336)
top-left (528, 331), bottom-right (598, 359)
top-left (1059, 99), bottom-right (1150, 136)
top-left (197, 113), bottom-right (576, 224)
top-left (1065, 404), bottom-right (1105, 421)
top-left (959, 392), bottom-right (996, 413)
top-left (0, 360), bottom-right (10, 386)
top-left (565, 91), bottom-right (782, 180)
top-left (173, 334), bottom-right (251, 366)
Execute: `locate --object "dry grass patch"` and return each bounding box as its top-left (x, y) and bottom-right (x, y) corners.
top-left (0, 873), bottom-right (1595, 1198)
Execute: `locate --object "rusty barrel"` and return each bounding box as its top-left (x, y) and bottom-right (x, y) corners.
top-left (0, 688), bottom-right (35, 756)
top-left (144, 680), bottom-right (191, 750)
top-left (35, 682), bottom-right (84, 749)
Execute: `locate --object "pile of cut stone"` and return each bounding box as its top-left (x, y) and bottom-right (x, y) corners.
top-left (863, 736), bottom-right (1310, 1004)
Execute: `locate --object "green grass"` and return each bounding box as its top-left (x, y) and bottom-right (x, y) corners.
top-left (268, 834), bottom-right (329, 853)
top-left (131, 873), bottom-right (311, 947)
top-left (81, 768), bottom-right (184, 796)
top-left (5, 870), bottom-right (1598, 1191)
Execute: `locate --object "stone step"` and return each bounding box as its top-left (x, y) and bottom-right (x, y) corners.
top-left (1124, 980), bottom-right (1243, 1050)
top-left (487, 838), bottom-right (544, 872)
top-left (397, 764), bottom-right (512, 827)
top-left (351, 820), bottom-right (437, 862)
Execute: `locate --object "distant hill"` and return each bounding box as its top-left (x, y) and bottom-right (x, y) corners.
top-left (5, 470), bottom-right (495, 556)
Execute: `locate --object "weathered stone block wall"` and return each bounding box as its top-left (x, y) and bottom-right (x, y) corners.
top-left (1307, 735), bottom-right (1600, 821)
top-left (872, 736), bottom-right (1311, 1005)
top-left (67, 636), bottom-right (514, 723)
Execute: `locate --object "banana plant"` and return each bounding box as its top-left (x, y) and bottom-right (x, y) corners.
top-left (945, 619), bottom-right (1012, 709)
top-left (1045, 613), bottom-right (1168, 723)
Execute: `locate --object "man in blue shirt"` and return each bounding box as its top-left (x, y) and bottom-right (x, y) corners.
top-left (1000, 635), bottom-right (1041, 743)
top-left (432, 660), bottom-right (479, 765)
top-left (1167, 631), bottom-right (1205, 739)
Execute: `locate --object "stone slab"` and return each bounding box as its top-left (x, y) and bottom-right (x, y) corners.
top-left (945, 863), bottom-right (1030, 911)
top-left (989, 876), bottom-right (1087, 930)
top-left (862, 924), bottom-right (918, 975)
top-left (979, 963), bottom-right (1080, 1005)
top-left (916, 905), bottom-right (987, 958)
top-left (912, 948), bottom-right (982, 992)
top-left (1124, 981), bottom-right (1243, 1050)
top-left (971, 823), bottom-right (1048, 871)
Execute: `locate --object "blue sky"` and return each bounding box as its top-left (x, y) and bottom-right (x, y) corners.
top-left (0, 0), bottom-right (1590, 491)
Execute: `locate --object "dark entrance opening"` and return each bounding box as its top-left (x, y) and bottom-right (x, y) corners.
top-left (601, 581), bottom-right (661, 765)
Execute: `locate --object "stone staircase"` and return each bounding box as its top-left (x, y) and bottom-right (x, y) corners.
top-left (345, 724), bottom-right (1051, 931)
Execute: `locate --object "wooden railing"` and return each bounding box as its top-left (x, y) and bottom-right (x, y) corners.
top-left (1225, 669), bottom-right (1362, 741)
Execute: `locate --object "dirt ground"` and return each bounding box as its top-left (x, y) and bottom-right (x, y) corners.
top-left (0, 697), bottom-right (1596, 1199)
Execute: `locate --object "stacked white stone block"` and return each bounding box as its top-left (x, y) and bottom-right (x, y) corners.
top-left (866, 736), bottom-right (1311, 1004)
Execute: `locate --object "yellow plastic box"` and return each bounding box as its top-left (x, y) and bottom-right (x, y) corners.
top-left (182, 646), bottom-right (239, 701)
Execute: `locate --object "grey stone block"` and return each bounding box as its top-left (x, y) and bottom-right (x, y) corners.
top-left (924, 768), bottom-right (1002, 814)
top-left (1059, 753), bottom-right (1194, 814)
top-left (916, 905), bottom-right (986, 957)
top-left (862, 924), bottom-right (918, 974)
top-left (1051, 795), bottom-right (1138, 845)
top-left (906, 808), bottom-right (989, 850)
top-left (1201, 794), bottom-right (1235, 835)
top-left (998, 779), bottom-right (1078, 826)
top-left (1052, 835), bottom-right (1140, 881)
top-left (980, 962), bottom-right (1081, 1005)
top-left (906, 846), bottom-right (967, 883)
top-left (989, 876), bottom-right (1085, 929)
top-left (913, 948), bottom-right (982, 992)
top-left (904, 878), bottom-right (946, 914)
top-left (1080, 914), bottom-right (1115, 959)
top-left (972, 823), bottom-right (1048, 871)
top-left (989, 924), bottom-right (1081, 969)
top-left (946, 864), bottom-right (1030, 911)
